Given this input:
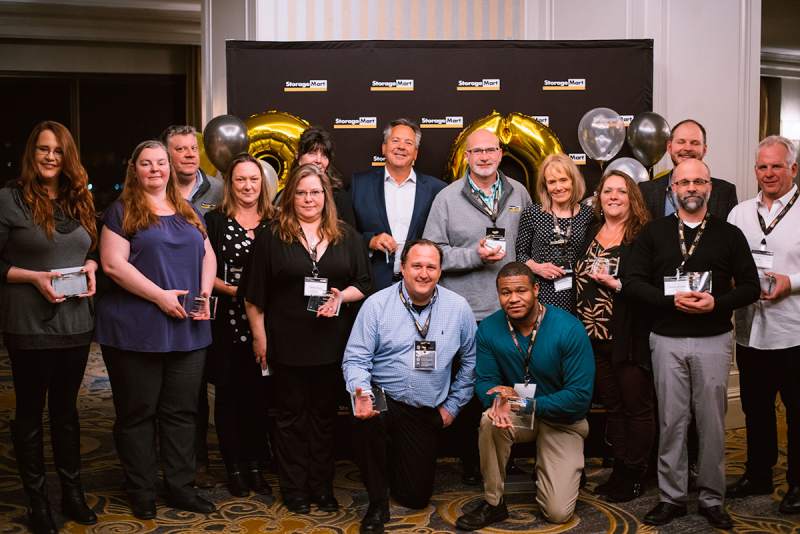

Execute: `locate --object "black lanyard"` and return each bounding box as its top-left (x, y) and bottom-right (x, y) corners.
top-left (506, 303), bottom-right (543, 384)
top-left (677, 213), bottom-right (709, 272)
top-left (398, 284), bottom-right (436, 338)
top-left (757, 187), bottom-right (799, 247)
top-left (301, 233), bottom-right (321, 278)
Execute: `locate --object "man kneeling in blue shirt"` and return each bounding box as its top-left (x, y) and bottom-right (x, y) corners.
top-left (343, 239), bottom-right (477, 533)
top-left (456, 262), bottom-right (594, 530)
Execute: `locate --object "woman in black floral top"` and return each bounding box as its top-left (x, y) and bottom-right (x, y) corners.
top-left (576, 170), bottom-right (652, 503)
top-left (205, 154), bottom-right (275, 498)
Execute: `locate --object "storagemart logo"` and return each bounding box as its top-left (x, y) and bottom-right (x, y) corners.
top-left (419, 116), bottom-right (464, 129)
top-left (284, 79), bottom-right (328, 92)
top-left (370, 79), bottom-right (414, 91)
top-left (569, 153), bottom-right (587, 165)
top-left (620, 115), bottom-right (634, 127)
top-left (333, 117), bottom-right (377, 129)
top-left (456, 78), bottom-right (500, 91)
top-left (542, 78), bottom-right (586, 91)
top-left (371, 155), bottom-right (386, 167)
top-left (532, 115), bottom-right (550, 127)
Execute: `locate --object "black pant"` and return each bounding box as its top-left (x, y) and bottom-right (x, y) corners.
top-left (214, 343), bottom-right (268, 469)
top-left (195, 378), bottom-right (210, 468)
top-left (272, 362), bottom-right (340, 499)
top-left (352, 396), bottom-right (444, 509)
top-left (102, 345), bottom-right (206, 502)
top-left (592, 340), bottom-right (655, 473)
top-left (9, 344), bottom-right (90, 501)
top-left (737, 343), bottom-right (800, 486)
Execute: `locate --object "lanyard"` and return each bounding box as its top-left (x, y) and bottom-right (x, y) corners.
top-left (757, 187), bottom-right (800, 248)
top-left (398, 284), bottom-right (437, 338)
top-left (301, 233), bottom-right (321, 278)
top-left (506, 302), bottom-right (543, 384)
top-left (469, 180), bottom-right (500, 224)
top-left (677, 213), bottom-right (709, 272)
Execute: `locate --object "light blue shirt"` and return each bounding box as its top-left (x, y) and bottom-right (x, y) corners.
top-left (188, 170), bottom-right (205, 200)
top-left (342, 281), bottom-right (477, 416)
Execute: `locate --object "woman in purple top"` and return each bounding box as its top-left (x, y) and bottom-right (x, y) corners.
top-left (95, 140), bottom-right (216, 519)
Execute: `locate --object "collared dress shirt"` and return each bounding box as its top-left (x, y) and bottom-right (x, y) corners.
top-left (342, 281), bottom-right (477, 417)
top-left (384, 168), bottom-right (417, 274)
top-left (728, 184), bottom-right (800, 350)
top-left (467, 173), bottom-right (502, 212)
top-left (188, 169), bottom-right (205, 200)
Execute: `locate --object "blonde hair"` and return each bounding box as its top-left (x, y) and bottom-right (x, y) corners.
top-left (536, 154), bottom-right (586, 212)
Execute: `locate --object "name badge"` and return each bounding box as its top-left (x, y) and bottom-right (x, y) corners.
top-left (751, 249), bottom-right (774, 270)
top-left (485, 227), bottom-right (506, 253)
top-left (414, 340), bottom-right (436, 371)
top-left (549, 237), bottom-right (567, 246)
top-left (304, 276), bottom-right (328, 296)
top-left (553, 269), bottom-right (573, 292)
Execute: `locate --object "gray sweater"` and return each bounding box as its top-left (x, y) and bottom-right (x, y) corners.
top-left (423, 171), bottom-right (532, 320)
top-left (0, 187), bottom-right (94, 349)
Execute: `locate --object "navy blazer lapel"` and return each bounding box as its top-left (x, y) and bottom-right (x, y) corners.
top-left (656, 171), bottom-right (671, 216)
top-left (373, 169), bottom-right (392, 233)
top-left (408, 173), bottom-right (429, 239)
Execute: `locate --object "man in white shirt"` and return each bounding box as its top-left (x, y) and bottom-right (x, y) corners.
top-left (727, 135), bottom-right (800, 514)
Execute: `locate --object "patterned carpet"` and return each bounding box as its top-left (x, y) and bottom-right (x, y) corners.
top-left (1, 345), bottom-right (798, 533)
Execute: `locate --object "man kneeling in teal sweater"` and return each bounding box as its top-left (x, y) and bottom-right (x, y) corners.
top-left (456, 262), bottom-right (594, 530)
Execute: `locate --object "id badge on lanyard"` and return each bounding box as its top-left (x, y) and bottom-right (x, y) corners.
top-left (413, 340), bottom-right (436, 371)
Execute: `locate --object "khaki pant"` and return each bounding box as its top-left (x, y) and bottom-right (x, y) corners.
top-left (479, 411), bottom-right (588, 524)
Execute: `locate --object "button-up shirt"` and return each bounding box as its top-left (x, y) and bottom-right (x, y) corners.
top-left (728, 185), bottom-right (800, 350)
top-left (468, 172), bottom-right (502, 212)
top-left (384, 169), bottom-right (417, 274)
top-left (188, 169), bottom-right (204, 200)
top-left (342, 281), bottom-right (477, 416)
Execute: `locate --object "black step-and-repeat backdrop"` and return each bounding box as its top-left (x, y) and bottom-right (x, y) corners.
top-left (226, 39), bottom-right (652, 193)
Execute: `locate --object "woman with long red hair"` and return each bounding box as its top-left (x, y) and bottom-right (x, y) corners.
top-left (95, 140), bottom-right (216, 519)
top-left (0, 121), bottom-right (98, 533)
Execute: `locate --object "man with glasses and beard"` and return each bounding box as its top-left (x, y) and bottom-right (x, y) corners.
top-left (624, 158), bottom-right (759, 529)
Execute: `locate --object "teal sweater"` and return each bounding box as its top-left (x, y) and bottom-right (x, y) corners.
top-left (475, 305), bottom-right (595, 424)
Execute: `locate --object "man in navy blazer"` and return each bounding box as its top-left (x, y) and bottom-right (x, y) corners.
top-left (351, 118), bottom-right (447, 290)
top-left (639, 119), bottom-right (738, 219)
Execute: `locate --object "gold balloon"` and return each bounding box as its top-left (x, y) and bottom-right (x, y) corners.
top-left (445, 111), bottom-right (564, 201)
top-left (245, 110), bottom-right (310, 190)
top-left (195, 133), bottom-right (219, 177)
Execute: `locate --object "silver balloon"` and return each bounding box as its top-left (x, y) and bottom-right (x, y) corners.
top-left (604, 157), bottom-right (649, 184)
top-left (202, 115), bottom-right (249, 173)
top-left (577, 107), bottom-right (626, 162)
top-left (626, 112), bottom-right (670, 168)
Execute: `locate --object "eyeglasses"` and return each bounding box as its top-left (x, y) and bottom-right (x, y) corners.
top-left (295, 189), bottom-right (325, 199)
top-left (673, 178), bottom-right (710, 188)
top-left (466, 147), bottom-right (501, 156)
top-left (35, 146), bottom-right (63, 159)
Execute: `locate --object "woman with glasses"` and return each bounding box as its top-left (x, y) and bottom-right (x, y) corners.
top-left (243, 163), bottom-right (371, 514)
top-left (205, 154), bottom-right (275, 497)
top-left (575, 171), bottom-right (654, 502)
top-left (0, 121), bottom-right (98, 533)
top-left (515, 153), bottom-right (593, 313)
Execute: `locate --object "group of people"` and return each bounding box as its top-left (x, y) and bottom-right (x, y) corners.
top-left (1, 116), bottom-right (797, 534)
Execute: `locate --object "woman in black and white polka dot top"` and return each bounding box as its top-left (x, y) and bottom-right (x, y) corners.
top-left (204, 153), bottom-right (276, 498)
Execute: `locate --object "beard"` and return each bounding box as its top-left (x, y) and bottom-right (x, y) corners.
top-left (674, 191), bottom-right (708, 213)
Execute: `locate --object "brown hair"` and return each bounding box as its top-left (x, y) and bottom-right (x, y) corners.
top-left (120, 140), bottom-right (206, 238)
top-left (275, 163), bottom-right (342, 245)
top-left (18, 121), bottom-right (97, 249)
top-left (220, 153), bottom-right (275, 220)
top-left (594, 171), bottom-right (650, 244)
top-left (536, 153), bottom-right (586, 212)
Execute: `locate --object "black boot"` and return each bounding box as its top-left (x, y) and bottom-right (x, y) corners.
top-left (244, 460), bottom-right (271, 495)
top-left (52, 414), bottom-right (97, 525)
top-left (606, 464), bottom-right (644, 503)
top-left (595, 464), bottom-right (623, 495)
top-left (11, 419), bottom-right (58, 534)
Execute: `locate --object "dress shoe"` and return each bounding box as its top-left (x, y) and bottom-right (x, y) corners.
top-left (455, 499), bottom-right (509, 531)
top-left (28, 504), bottom-right (58, 534)
top-left (699, 505), bottom-right (733, 529)
top-left (226, 470), bottom-right (249, 498)
top-left (167, 495), bottom-right (216, 514)
top-left (129, 499), bottom-right (157, 520)
top-left (61, 488), bottom-right (98, 525)
top-left (461, 463), bottom-right (482, 486)
top-left (779, 486), bottom-right (800, 514)
top-left (284, 495), bottom-right (311, 514)
top-left (360, 501), bottom-right (390, 533)
top-left (643, 501), bottom-right (687, 526)
top-left (605, 465), bottom-right (644, 503)
top-left (312, 493), bottom-right (340, 512)
top-left (726, 475), bottom-right (773, 498)
top-left (194, 465), bottom-right (216, 489)
top-left (244, 461), bottom-right (267, 494)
